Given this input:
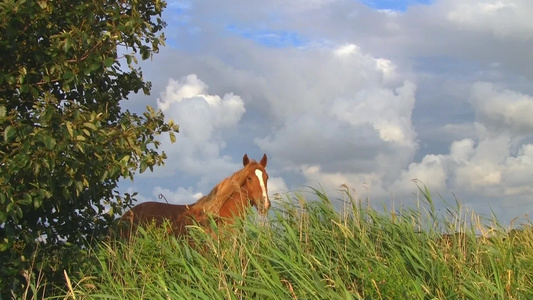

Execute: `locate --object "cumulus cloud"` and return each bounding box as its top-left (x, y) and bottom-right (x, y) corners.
top-left (449, 138), bottom-right (476, 163)
top-left (152, 74), bottom-right (246, 189)
top-left (253, 44), bottom-right (417, 199)
top-left (393, 81), bottom-right (533, 202)
top-left (330, 81), bottom-right (416, 146)
top-left (469, 82), bottom-right (533, 135)
top-left (453, 134), bottom-right (533, 197)
top-left (391, 154), bottom-right (449, 196)
top-left (501, 144), bottom-right (533, 195)
top-left (383, 84), bottom-right (533, 213)
top-left (445, 0), bottom-right (533, 40)
top-left (157, 74), bottom-right (245, 141)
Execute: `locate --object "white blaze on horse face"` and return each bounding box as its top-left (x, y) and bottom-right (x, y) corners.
top-left (254, 169), bottom-right (269, 207)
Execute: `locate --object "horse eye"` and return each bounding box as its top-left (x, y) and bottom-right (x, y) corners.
top-left (248, 176), bottom-right (252, 181)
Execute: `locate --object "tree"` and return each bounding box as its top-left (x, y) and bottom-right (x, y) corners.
top-left (0, 0), bottom-right (178, 295)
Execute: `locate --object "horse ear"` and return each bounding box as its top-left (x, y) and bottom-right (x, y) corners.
top-left (243, 154), bottom-right (250, 166)
top-left (260, 153), bottom-right (267, 167)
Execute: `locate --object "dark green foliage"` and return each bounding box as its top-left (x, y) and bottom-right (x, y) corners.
top-left (0, 0), bottom-right (178, 296)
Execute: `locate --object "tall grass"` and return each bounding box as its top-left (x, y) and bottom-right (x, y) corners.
top-left (62, 188), bottom-right (533, 299)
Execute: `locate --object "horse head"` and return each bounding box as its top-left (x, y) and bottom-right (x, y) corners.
top-left (242, 153), bottom-right (270, 215)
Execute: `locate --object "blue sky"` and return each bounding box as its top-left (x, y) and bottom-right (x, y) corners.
top-left (225, 0), bottom-right (438, 48)
top-left (362, 0), bottom-right (434, 11)
top-left (123, 0), bottom-right (533, 226)
top-left (225, 25), bottom-right (309, 48)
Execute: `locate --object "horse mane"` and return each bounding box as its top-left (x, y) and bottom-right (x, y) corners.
top-left (190, 160), bottom-right (262, 215)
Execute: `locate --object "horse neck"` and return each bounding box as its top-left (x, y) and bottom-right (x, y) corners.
top-left (217, 188), bottom-right (250, 220)
top-left (190, 167), bottom-right (251, 215)
top-left (189, 185), bottom-right (242, 216)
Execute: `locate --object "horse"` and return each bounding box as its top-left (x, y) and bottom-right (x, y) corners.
top-left (119, 154), bottom-right (270, 238)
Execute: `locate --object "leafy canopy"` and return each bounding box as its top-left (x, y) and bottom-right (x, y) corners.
top-left (0, 0), bottom-right (178, 294)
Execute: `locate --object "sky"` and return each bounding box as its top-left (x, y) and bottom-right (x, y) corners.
top-left (121, 0), bottom-right (533, 226)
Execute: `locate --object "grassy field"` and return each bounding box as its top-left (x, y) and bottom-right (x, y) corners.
top-left (37, 187), bottom-right (533, 299)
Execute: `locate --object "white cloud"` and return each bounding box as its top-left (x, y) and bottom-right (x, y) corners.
top-left (445, 0), bottom-right (533, 40)
top-left (391, 154), bottom-right (449, 196)
top-left (470, 82), bottom-right (533, 135)
top-left (501, 144), bottom-right (533, 195)
top-left (151, 74), bottom-right (246, 189)
top-left (388, 87), bottom-right (533, 204)
top-left (456, 163), bottom-right (502, 189)
top-left (398, 116), bottom-right (533, 201)
top-left (254, 44), bottom-right (418, 202)
top-left (300, 165), bottom-right (385, 199)
top-left (330, 81), bottom-right (416, 146)
top-left (449, 138), bottom-right (476, 164)
top-left (152, 186), bottom-right (204, 205)
top-left (256, 44), bottom-right (417, 171)
top-left (332, 43), bottom-right (399, 83)
top-left (453, 134), bottom-right (533, 196)
top-left (157, 74), bottom-right (245, 139)
top-left (334, 43), bottom-right (360, 56)
top-left (268, 176), bottom-right (290, 195)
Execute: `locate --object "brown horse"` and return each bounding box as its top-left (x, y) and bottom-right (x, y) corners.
top-left (119, 154), bottom-right (270, 238)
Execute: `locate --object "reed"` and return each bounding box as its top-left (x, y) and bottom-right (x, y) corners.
top-left (39, 187), bottom-right (533, 299)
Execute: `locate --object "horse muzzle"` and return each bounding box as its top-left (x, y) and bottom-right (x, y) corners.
top-left (256, 196), bottom-right (271, 215)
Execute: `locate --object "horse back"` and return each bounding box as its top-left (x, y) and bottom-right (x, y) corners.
top-left (119, 202), bottom-right (193, 238)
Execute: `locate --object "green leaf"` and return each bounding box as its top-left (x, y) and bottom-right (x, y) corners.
top-left (22, 193), bottom-right (32, 205)
top-left (85, 63), bottom-right (100, 75)
top-left (83, 122), bottom-right (97, 131)
top-left (100, 170), bottom-right (108, 181)
top-left (104, 57), bottom-right (115, 68)
top-left (76, 135), bottom-right (86, 141)
top-left (169, 131), bottom-right (176, 143)
top-left (75, 181), bottom-right (84, 194)
top-left (140, 160), bottom-right (148, 173)
top-left (120, 155), bottom-right (130, 166)
top-left (64, 37), bottom-right (72, 53)
top-left (4, 74), bottom-right (15, 85)
top-left (43, 136), bottom-right (56, 150)
top-left (37, 0), bottom-right (47, 9)
top-left (62, 188), bottom-right (72, 200)
top-left (75, 143), bottom-right (85, 154)
top-left (0, 210), bottom-right (6, 223)
top-left (19, 84), bottom-right (30, 93)
top-left (33, 198), bottom-right (42, 209)
top-left (0, 241), bottom-right (9, 252)
top-left (63, 71), bottom-right (74, 80)
top-left (66, 122), bottom-right (74, 137)
top-left (0, 105), bottom-right (5, 118)
top-left (33, 163), bottom-right (41, 175)
top-left (4, 125), bottom-right (15, 141)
